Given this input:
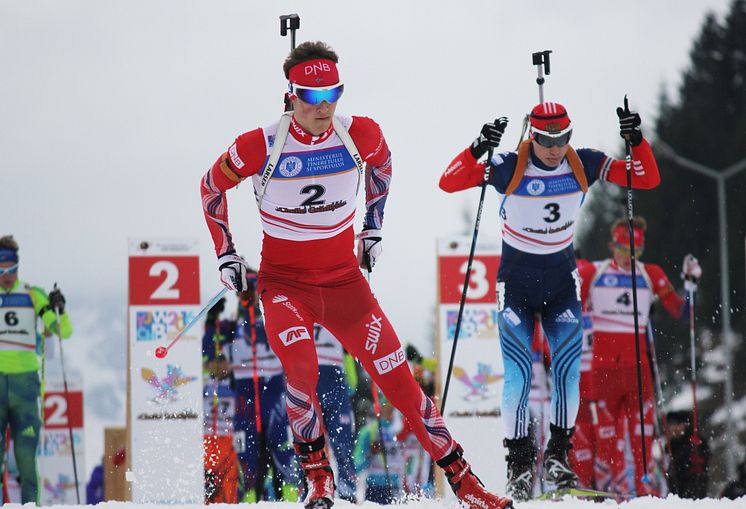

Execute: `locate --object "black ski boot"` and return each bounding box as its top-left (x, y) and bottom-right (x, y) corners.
top-left (543, 424), bottom-right (579, 489)
top-left (504, 436), bottom-right (536, 502)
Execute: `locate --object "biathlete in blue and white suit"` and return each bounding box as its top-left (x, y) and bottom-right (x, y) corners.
top-left (439, 102), bottom-right (660, 501)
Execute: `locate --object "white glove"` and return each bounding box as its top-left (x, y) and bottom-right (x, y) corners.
top-left (356, 228), bottom-right (382, 272)
top-left (218, 253), bottom-right (249, 292)
top-left (682, 254), bottom-right (702, 292)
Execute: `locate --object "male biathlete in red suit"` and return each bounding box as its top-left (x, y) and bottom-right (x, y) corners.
top-left (576, 217), bottom-right (701, 496)
top-left (200, 41), bottom-right (512, 509)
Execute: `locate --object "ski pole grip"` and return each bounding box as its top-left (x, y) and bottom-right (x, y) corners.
top-left (531, 50), bottom-right (552, 75)
top-left (280, 14), bottom-right (300, 36)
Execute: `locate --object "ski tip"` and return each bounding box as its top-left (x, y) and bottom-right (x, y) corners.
top-left (537, 487), bottom-right (621, 501)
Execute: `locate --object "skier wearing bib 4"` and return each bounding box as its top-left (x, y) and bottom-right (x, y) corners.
top-left (200, 41), bottom-right (512, 509)
top-left (439, 102), bottom-right (660, 501)
top-left (578, 218), bottom-right (701, 496)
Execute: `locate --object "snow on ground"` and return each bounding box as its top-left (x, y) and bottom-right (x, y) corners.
top-left (2, 497), bottom-right (745, 509)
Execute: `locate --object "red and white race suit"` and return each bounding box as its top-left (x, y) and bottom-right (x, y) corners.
top-left (578, 259), bottom-right (685, 495)
top-left (200, 113), bottom-right (456, 462)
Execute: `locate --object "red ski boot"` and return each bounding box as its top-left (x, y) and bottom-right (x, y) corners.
top-left (295, 437), bottom-right (335, 509)
top-left (438, 444), bottom-right (513, 509)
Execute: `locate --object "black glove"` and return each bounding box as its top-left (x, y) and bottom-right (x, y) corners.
top-left (469, 117), bottom-right (509, 159)
top-left (206, 298), bottom-right (226, 324)
top-left (48, 288), bottom-right (66, 314)
top-left (406, 344), bottom-right (423, 364)
top-left (616, 103), bottom-right (643, 146)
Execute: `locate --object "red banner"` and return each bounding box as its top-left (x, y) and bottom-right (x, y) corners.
top-left (44, 391), bottom-right (84, 429)
top-left (128, 256), bottom-right (200, 306)
top-left (439, 255), bottom-right (500, 305)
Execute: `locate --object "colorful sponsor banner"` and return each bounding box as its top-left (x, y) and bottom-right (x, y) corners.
top-left (128, 239), bottom-right (203, 503)
top-left (436, 236), bottom-right (507, 495)
top-left (441, 304), bottom-right (501, 343)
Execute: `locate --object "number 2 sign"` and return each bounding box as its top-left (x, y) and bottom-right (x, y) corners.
top-left (44, 391), bottom-right (84, 429)
top-left (128, 240), bottom-right (200, 306)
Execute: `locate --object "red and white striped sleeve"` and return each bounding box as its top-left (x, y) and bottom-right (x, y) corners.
top-left (349, 116), bottom-right (391, 230)
top-left (200, 128), bottom-right (268, 256)
top-left (601, 139), bottom-right (661, 190)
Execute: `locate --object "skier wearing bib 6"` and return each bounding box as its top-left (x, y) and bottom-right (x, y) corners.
top-left (0, 235), bottom-right (72, 504)
top-left (439, 101), bottom-right (660, 501)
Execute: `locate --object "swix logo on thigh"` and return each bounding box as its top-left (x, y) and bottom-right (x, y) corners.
top-left (373, 346), bottom-right (406, 375)
top-left (279, 326), bottom-right (311, 347)
top-left (272, 295), bottom-right (288, 304)
top-left (364, 314), bottom-right (383, 354)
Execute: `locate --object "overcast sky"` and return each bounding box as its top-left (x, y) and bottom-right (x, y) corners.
top-left (0, 0), bottom-right (734, 477)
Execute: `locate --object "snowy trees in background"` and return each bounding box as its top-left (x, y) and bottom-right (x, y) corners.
top-left (579, 0), bottom-right (746, 491)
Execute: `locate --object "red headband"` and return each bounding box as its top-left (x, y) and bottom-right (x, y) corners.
top-left (288, 59), bottom-right (340, 87)
top-left (612, 224), bottom-right (645, 249)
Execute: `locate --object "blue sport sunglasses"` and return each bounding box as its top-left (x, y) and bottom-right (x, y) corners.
top-left (291, 83), bottom-right (344, 105)
top-left (0, 264), bottom-right (18, 276)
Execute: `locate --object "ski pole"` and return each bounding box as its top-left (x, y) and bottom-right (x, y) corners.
top-left (211, 317), bottom-right (221, 438)
top-left (280, 13), bottom-right (300, 112)
top-left (536, 319), bottom-right (550, 492)
top-left (2, 427), bottom-right (9, 504)
top-left (53, 297), bottom-right (80, 504)
top-left (371, 381), bottom-right (393, 493)
top-left (155, 287), bottom-right (229, 359)
top-left (246, 301), bottom-right (268, 499)
top-left (646, 321), bottom-right (673, 488)
top-left (280, 14), bottom-right (300, 51)
top-left (441, 140), bottom-right (501, 413)
top-left (687, 287), bottom-right (702, 451)
top-left (247, 305), bottom-right (263, 435)
top-left (622, 94), bottom-right (650, 483)
top-left (515, 50), bottom-right (554, 148)
top-left (41, 327), bottom-right (47, 412)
